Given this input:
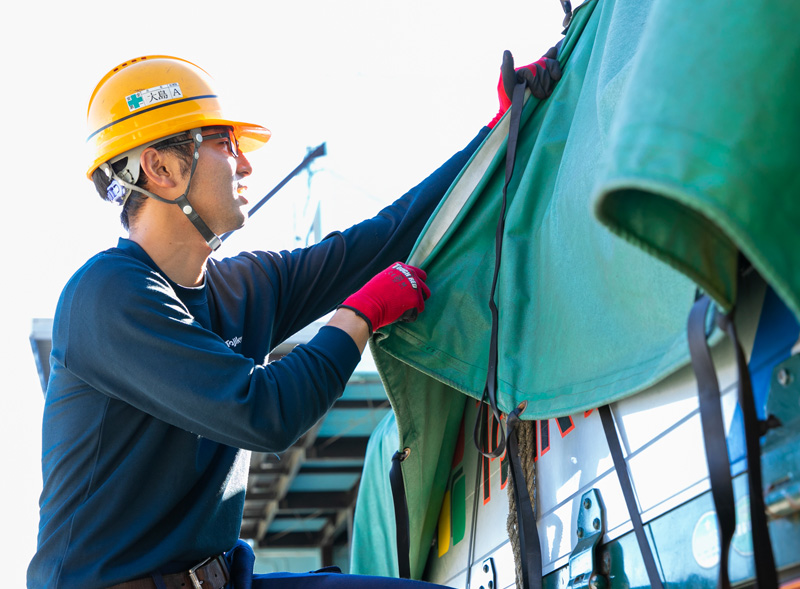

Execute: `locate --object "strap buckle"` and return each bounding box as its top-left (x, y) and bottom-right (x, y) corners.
top-left (188, 556), bottom-right (213, 589)
top-left (560, 0), bottom-right (573, 28)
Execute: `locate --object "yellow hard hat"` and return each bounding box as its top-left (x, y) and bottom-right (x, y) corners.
top-left (86, 55), bottom-right (271, 179)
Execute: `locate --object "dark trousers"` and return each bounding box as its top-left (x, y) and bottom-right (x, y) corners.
top-left (225, 541), bottom-right (449, 589)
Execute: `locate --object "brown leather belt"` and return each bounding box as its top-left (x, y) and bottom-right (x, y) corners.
top-left (108, 554), bottom-right (229, 589)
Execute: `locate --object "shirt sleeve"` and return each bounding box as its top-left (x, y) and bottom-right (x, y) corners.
top-left (57, 129), bottom-right (489, 452)
top-left (211, 127), bottom-right (490, 346)
top-left (57, 256), bottom-right (362, 453)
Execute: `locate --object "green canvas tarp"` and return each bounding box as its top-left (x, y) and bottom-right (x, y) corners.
top-left (350, 412), bottom-right (402, 578)
top-left (594, 0), bottom-right (800, 319)
top-left (351, 0), bottom-right (800, 578)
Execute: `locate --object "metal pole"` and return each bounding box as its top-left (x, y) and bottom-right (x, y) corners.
top-left (220, 142), bottom-right (327, 243)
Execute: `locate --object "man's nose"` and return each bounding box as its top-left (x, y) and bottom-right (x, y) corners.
top-left (237, 151), bottom-right (253, 177)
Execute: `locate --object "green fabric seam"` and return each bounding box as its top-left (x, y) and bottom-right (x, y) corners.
top-left (596, 117), bottom-right (800, 321)
top-left (595, 177), bottom-right (738, 311)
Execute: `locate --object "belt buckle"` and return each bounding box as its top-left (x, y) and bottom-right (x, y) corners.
top-left (188, 556), bottom-right (213, 589)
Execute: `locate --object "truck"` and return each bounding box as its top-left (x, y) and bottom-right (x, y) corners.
top-left (421, 274), bottom-right (800, 588)
top-left (349, 0), bottom-right (800, 586)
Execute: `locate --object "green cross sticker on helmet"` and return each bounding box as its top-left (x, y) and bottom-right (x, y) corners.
top-left (126, 93), bottom-right (145, 111)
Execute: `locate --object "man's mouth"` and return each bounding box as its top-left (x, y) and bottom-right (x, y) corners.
top-left (237, 184), bottom-right (248, 204)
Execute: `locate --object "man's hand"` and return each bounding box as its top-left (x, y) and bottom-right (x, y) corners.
top-left (339, 262), bottom-right (431, 336)
top-left (487, 45), bottom-right (562, 129)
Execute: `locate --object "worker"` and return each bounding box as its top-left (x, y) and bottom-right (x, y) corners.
top-left (28, 52), bottom-right (560, 589)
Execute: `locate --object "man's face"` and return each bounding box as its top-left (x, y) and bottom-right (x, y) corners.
top-left (184, 126), bottom-right (253, 235)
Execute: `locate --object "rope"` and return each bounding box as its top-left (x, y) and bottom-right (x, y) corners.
top-left (506, 419), bottom-right (536, 589)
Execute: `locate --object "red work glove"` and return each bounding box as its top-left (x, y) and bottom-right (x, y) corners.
top-left (339, 263), bottom-right (431, 335)
top-left (487, 44), bottom-right (562, 129)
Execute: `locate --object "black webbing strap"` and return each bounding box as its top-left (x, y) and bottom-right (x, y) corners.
top-left (176, 129), bottom-right (222, 251)
top-left (464, 441), bottom-right (484, 589)
top-left (473, 44), bottom-right (562, 460)
top-left (473, 72), bottom-right (528, 461)
top-left (471, 48), bottom-right (560, 588)
top-left (598, 405), bottom-right (664, 589)
top-left (507, 405), bottom-right (543, 589)
top-left (389, 449), bottom-right (411, 579)
top-left (688, 296), bottom-right (736, 589)
top-left (174, 194), bottom-right (222, 251)
top-left (720, 316), bottom-right (778, 589)
top-left (687, 295), bottom-right (778, 589)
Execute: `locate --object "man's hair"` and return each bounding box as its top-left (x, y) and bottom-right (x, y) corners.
top-left (91, 133), bottom-right (194, 231)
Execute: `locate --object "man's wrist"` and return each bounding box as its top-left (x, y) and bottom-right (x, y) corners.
top-left (328, 307), bottom-right (372, 353)
top-left (336, 304), bottom-right (374, 335)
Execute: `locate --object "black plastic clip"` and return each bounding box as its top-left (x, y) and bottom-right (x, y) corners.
top-left (561, 0), bottom-right (573, 28)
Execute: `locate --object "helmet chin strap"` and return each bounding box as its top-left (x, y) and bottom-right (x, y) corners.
top-left (102, 128), bottom-right (222, 251)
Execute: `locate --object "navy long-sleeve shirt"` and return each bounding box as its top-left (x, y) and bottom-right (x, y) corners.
top-left (28, 129), bottom-right (487, 589)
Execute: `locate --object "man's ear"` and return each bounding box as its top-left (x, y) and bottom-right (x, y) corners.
top-left (140, 147), bottom-right (182, 189)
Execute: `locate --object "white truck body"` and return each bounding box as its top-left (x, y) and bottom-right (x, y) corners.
top-left (423, 276), bottom-right (800, 588)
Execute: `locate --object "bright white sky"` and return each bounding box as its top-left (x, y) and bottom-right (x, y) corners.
top-left (0, 1), bottom-right (563, 583)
